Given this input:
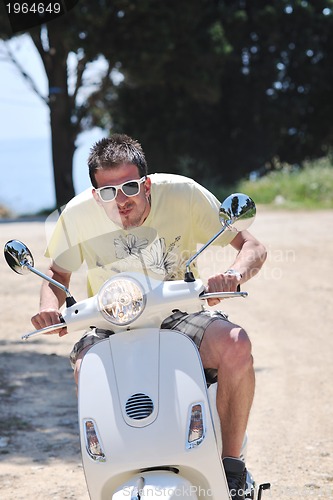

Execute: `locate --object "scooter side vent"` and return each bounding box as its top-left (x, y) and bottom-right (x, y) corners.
top-left (125, 393), bottom-right (154, 419)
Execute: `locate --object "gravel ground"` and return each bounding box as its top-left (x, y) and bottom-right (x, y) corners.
top-left (0, 209), bottom-right (332, 499)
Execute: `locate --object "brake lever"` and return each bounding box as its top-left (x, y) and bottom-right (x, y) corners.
top-left (199, 291), bottom-right (248, 300)
top-left (21, 322), bottom-right (66, 341)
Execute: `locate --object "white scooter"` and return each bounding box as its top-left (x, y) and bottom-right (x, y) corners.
top-left (4, 193), bottom-right (270, 500)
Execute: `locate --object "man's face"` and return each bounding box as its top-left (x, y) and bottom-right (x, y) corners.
top-left (92, 163), bottom-right (151, 229)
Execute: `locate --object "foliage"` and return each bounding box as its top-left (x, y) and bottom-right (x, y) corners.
top-left (0, 0), bottom-right (122, 206)
top-left (94, 0), bottom-right (333, 186)
top-left (235, 157), bottom-right (333, 209)
top-left (0, 0), bottom-right (333, 203)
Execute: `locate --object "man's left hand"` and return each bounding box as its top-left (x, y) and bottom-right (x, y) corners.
top-left (206, 270), bottom-right (242, 306)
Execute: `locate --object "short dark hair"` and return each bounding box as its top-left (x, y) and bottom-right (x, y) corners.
top-left (88, 134), bottom-right (148, 187)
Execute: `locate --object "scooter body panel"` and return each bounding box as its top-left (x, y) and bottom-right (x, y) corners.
top-left (78, 328), bottom-right (230, 499)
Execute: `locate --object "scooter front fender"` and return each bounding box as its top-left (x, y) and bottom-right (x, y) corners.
top-left (112, 471), bottom-right (199, 500)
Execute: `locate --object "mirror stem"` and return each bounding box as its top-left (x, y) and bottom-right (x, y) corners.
top-left (25, 262), bottom-right (76, 305)
top-left (184, 224), bottom-right (232, 281)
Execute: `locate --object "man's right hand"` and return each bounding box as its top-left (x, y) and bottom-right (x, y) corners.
top-left (31, 309), bottom-right (68, 337)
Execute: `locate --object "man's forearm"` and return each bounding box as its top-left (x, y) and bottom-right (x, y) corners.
top-left (229, 239), bottom-right (267, 283)
top-left (39, 267), bottom-right (71, 311)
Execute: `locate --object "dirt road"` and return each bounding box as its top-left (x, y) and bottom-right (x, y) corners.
top-left (0, 209), bottom-right (332, 499)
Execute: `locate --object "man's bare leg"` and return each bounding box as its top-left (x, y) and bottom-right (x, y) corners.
top-left (74, 346), bottom-right (91, 389)
top-left (199, 319), bottom-right (255, 458)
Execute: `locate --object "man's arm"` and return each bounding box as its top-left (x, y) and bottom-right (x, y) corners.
top-left (206, 230), bottom-right (267, 306)
top-left (227, 229), bottom-right (267, 283)
top-left (31, 261), bottom-right (72, 336)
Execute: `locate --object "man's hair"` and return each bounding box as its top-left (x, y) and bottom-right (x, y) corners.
top-left (88, 134), bottom-right (148, 187)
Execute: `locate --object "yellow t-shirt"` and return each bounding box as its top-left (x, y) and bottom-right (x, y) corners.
top-left (46, 173), bottom-right (235, 296)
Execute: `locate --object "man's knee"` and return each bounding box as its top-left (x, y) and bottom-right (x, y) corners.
top-left (74, 359), bottom-right (82, 386)
top-left (225, 323), bottom-right (252, 357)
top-left (204, 321), bottom-right (253, 371)
top-left (222, 326), bottom-right (253, 375)
top-left (73, 345), bottom-right (91, 385)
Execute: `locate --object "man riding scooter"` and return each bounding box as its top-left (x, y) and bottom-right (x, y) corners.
top-left (31, 134), bottom-right (267, 499)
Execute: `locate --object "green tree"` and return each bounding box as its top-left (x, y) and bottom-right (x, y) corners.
top-left (91, 0), bottom-right (333, 185)
top-left (1, 0), bottom-right (332, 202)
top-left (0, 0), bottom-right (121, 207)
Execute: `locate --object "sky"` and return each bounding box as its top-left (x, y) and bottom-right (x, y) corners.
top-left (0, 35), bottom-right (49, 140)
top-left (0, 35), bottom-right (104, 215)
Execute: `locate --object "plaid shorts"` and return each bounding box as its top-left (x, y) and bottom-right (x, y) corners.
top-left (69, 309), bottom-right (230, 384)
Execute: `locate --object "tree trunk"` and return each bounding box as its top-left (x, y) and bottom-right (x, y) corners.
top-left (49, 90), bottom-right (76, 208)
top-left (31, 26), bottom-right (77, 209)
top-left (48, 64), bottom-right (76, 208)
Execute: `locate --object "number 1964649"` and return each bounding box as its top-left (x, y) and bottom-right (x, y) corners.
top-left (6, 2), bottom-right (62, 14)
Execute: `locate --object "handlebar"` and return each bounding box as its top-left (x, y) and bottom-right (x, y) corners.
top-left (21, 290), bottom-right (248, 341)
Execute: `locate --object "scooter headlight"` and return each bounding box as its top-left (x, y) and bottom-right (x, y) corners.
top-left (98, 277), bottom-right (146, 326)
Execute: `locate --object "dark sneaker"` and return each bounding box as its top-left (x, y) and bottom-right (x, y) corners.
top-left (223, 457), bottom-right (247, 499)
